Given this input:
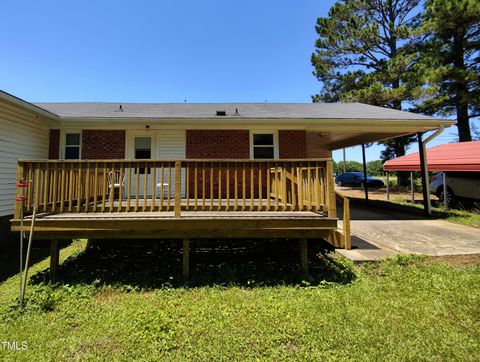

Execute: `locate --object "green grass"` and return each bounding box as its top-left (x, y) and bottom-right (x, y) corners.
top-left (395, 200), bottom-right (480, 228)
top-left (1, 240), bottom-right (479, 361)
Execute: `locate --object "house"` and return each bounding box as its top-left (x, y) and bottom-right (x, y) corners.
top-left (1, 90), bottom-right (454, 277)
top-left (0, 91), bottom-right (58, 245)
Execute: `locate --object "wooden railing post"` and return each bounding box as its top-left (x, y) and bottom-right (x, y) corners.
top-left (14, 162), bottom-right (25, 219)
top-left (174, 161), bottom-right (182, 218)
top-left (334, 191), bottom-right (351, 249)
top-left (326, 160), bottom-right (336, 218)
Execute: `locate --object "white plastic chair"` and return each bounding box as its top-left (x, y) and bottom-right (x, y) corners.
top-left (156, 182), bottom-right (170, 198)
top-left (108, 170), bottom-right (125, 201)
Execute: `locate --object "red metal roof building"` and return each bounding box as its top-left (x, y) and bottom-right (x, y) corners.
top-left (384, 141), bottom-right (480, 172)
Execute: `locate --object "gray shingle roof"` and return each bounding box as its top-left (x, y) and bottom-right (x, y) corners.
top-left (32, 102), bottom-right (441, 121)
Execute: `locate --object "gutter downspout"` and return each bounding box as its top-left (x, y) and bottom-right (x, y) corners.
top-left (418, 125), bottom-right (445, 216)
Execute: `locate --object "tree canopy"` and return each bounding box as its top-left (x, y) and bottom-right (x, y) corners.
top-left (311, 0), bottom-right (422, 184)
top-left (312, 0), bottom-right (423, 108)
top-left (312, 0), bottom-right (480, 184)
top-left (414, 0), bottom-right (480, 142)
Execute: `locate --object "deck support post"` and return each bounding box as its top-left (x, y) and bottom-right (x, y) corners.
top-left (183, 238), bottom-right (190, 281)
top-left (50, 239), bottom-right (59, 282)
top-left (299, 238), bottom-right (308, 273)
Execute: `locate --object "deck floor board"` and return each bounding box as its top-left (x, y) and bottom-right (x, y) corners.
top-left (13, 199), bottom-right (336, 241)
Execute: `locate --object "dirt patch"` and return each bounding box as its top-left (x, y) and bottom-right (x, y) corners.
top-left (429, 254), bottom-right (480, 267)
top-left (336, 186), bottom-right (433, 203)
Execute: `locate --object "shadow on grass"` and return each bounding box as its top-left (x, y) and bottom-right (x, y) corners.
top-left (30, 239), bottom-right (356, 288)
top-left (0, 240), bottom-right (71, 283)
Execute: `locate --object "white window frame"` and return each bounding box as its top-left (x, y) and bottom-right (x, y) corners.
top-left (250, 130), bottom-right (279, 160)
top-left (59, 130), bottom-right (82, 160)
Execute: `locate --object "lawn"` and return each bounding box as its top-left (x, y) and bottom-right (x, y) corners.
top-left (0, 239), bottom-right (479, 361)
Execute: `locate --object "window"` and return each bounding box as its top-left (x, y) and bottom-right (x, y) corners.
top-left (64, 133), bottom-right (80, 159)
top-left (252, 133), bottom-right (275, 159)
top-left (134, 136), bottom-right (152, 174)
top-left (134, 137), bottom-right (151, 159)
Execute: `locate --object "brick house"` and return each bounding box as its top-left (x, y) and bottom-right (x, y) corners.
top-left (1, 90), bottom-right (453, 249)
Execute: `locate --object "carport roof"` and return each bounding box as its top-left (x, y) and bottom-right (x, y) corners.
top-left (384, 141), bottom-right (480, 172)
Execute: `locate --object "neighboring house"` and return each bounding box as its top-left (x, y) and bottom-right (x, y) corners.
top-left (2, 90), bottom-right (453, 271)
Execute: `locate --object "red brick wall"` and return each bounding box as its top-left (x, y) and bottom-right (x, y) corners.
top-left (48, 129), bottom-right (60, 159)
top-left (185, 129), bottom-right (308, 198)
top-left (279, 130), bottom-right (307, 159)
top-left (186, 130), bottom-right (250, 159)
top-left (81, 130), bottom-right (126, 159)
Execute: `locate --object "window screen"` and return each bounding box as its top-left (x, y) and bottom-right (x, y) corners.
top-left (64, 133), bottom-right (80, 159)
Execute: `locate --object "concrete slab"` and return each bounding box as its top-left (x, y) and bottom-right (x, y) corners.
top-left (336, 235), bottom-right (398, 262)
top-left (338, 203), bottom-right (480, 258)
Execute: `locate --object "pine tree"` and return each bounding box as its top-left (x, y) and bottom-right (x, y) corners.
top-left (415, 0), bottom-right (480, 142)
top-left (311, 0), bottom-right (424, 184)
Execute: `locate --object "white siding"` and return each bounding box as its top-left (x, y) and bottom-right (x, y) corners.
top-left (156, 130), bottom-right (186, 197)
top-left (0, 101), bottom-right (50, 217)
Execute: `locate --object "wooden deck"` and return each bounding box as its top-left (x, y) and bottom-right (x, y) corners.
top-left (12, 159), bottom-right (351, 279)
top-left (12, 210), bottom-right (336, 240)
top-left (12, 159), bottom-right (350, 246)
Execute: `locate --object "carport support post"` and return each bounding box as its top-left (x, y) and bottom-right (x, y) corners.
top-left (443, 172), bottom-right (448, 209)
top-left (386, 172), bottom-right (390, 200)
top-left (410, 172), bottom-right (415, 203)
top-left (50, 239), bottom-right (59, 282)
top-left (417, 132), bottom-right (432, 216)
top-left (361, 144), bottom-right (369, 203)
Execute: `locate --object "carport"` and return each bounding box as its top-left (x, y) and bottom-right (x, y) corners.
top-left (384, 141), bottom-right (480, 208)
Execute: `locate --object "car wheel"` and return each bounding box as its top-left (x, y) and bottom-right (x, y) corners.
top-left (337, 181), bottom-right (342, 186)
top-left (360, 182), bottom-right (365, 188)
top-left (437, 187), bottom-right (455, 205)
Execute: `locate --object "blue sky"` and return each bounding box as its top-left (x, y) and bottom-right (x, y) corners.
top-left (0, 0), bottom-right (463, 162)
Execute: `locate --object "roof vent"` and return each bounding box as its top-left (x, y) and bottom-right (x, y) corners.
top-left (216, 110), bottom-right (227, 116)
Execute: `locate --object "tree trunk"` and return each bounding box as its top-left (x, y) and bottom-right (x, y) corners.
top-left (457, 103), bottom-right (471, 142)
top-left (453, 26), bottom-right (472, 142)
top-left (393, 138), bottom-right (410, 187)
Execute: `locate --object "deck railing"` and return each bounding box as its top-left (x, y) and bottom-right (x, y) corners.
top-left (14, 159), bottom-right (337, 219)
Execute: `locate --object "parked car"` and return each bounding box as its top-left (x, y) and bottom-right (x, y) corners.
top-left (430, 171), bottom-right (480, 202)
top-left (335, 172), bottom-right (384, 188)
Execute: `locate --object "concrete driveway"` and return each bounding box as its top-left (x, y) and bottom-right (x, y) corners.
top-left (337, 203), bottom-right (480, 261)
